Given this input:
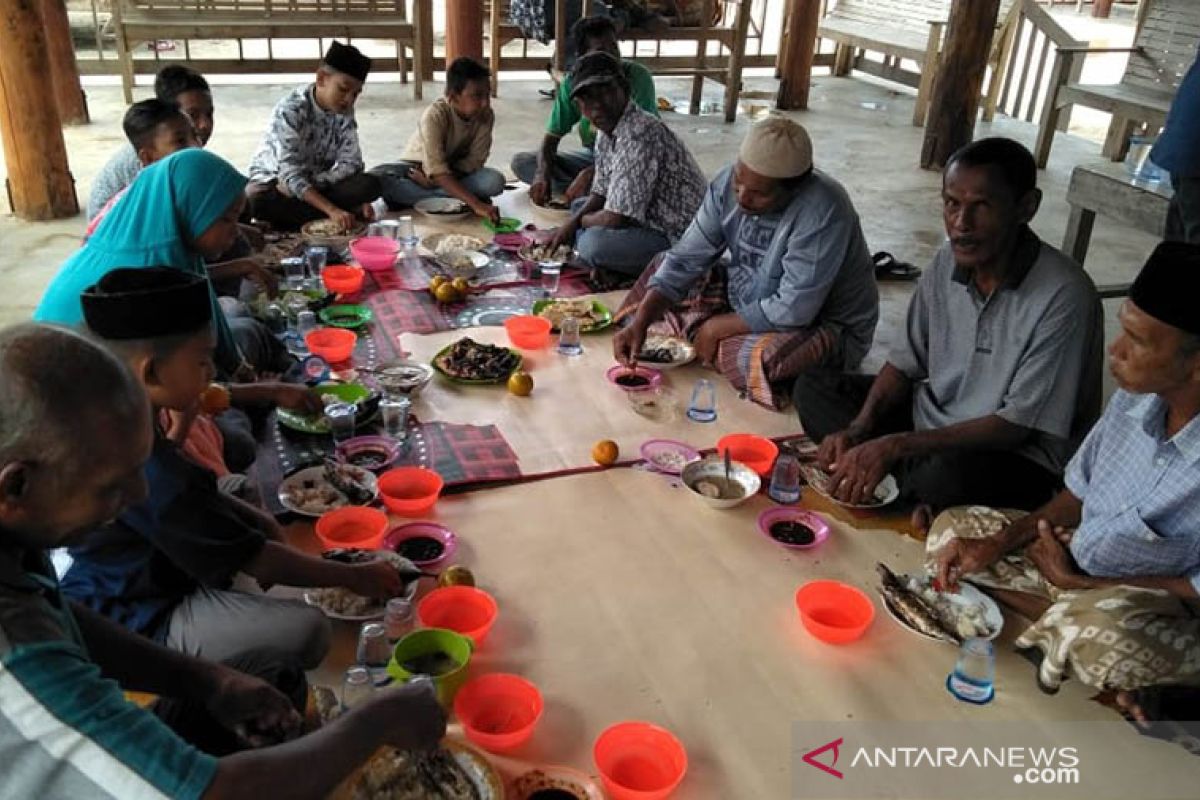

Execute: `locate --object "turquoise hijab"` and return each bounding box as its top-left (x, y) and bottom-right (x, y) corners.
top-left (35, 148), bottom-right (248, 373)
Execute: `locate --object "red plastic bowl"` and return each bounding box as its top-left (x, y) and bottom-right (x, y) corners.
top-left (717, 434), bottom-right (779, 478)
top-left (322, 264), bottom-right (365, 295)
top-left (305, 327), bottom-right (356, 363)
top-left (794, 580), bottom-right (875, 644)
top-left (314, 506), bottom-right (389, 551)
top-left (378, 466), bottom-right (444, 517)
top-left (418, 586), bottom-right (498, 644)
top-left (504, 315), bottom-right (552, 350)
top-left (594, 722), bottom-right (687, 800)
top-left (454, 673), bottom-right (543, 752)
top-left (350, 236), bottom-right (400, 272)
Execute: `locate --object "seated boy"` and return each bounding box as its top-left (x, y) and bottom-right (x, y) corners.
top-left (247, 41), bottom-right (382, 232)
top-left (62, 268), bottom-right (407, 669)
top-left (371, 57), bottom-right (506, 223)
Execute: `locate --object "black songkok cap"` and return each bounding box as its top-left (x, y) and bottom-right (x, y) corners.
top-left (323, 41), bottom-right (372, 83)
top-left (81, 267), bottom-right (213, 340)
top-left (1129, 241), bottom-right (1200, 336)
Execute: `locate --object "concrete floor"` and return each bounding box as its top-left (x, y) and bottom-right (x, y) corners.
top-left (0, 65), bottom-right (1152, 394)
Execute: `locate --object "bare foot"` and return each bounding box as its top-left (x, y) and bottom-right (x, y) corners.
top-left (910, 504), bottom-right (933, 534)
top-left (1114, 690), bottom-right (1151, 727)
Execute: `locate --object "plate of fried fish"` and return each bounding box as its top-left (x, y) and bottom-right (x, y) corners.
top-left (432, 337), bottom-right (523, 384)
top-left (278, 460), bottom-right (379, 517)
top-left (875, 562), bottom-right (1002, 644)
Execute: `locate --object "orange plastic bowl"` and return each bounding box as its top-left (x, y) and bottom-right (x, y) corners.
top-left (716, 434), bottom-right (779, 478)
top-left (349, 236), bottom-right (400, 272)
top-left (504, 315), bottom-right (552, 350)
top-left (794, 580), bottom-right (875, 644)
top-left (594, 721), bottom-right (687, 800)
top-left (322, 264), bottom-right (365, 295)
top-left (378, 466), bottom-right (444, 517)
top-left (314, 506), bottom-right (389, 551)
top-left (454, 673), bottom-right (543, 753)
top-left (418, 586), bottom-right (498, 645)
top-left (305, 327), bottom-right (357, 363)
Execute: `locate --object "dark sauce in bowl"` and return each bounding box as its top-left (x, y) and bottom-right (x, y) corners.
top-left (527, 790), bottom-right (583, 800)
top-left (396, 536), bottom-right (445, 562)
top-left (614, 374), bottom-right (650, 388)
top-left (769, 520), bottom-right (816, 546)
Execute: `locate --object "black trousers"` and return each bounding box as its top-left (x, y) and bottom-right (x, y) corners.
top-left (246, 173), bottom-right (382, 232)
top-left (793, 370), bottom-right (1061, 511)
top-left (152, 648), bottom-right (307, 757)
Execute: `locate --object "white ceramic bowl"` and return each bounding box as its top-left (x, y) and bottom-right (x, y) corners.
top-left (681, 457), bottom-right (761, 509)
top-left (371, 360), bottom-right (434, 398)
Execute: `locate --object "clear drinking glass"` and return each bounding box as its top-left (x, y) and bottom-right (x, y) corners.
top-left (380, 396), bottom-right (411, 440)
top-left (325, 402), bottom-right (357, 443)
top-left (282, 257), bottom-right (305, 290)
top-left (686, 379), bottom-right (718, 422)
top-left (396, 215), bottom-right (417, 246)
top-left (295, 310), bottom-right (318, 340)
top-left (341, 665), bottom-right (374, 710)
top-left (557, 316), bottom-right (582, 356)
top-left (356, 622), bottom-right (392, 670)
top-left (768, 454), bottom-right (802, 504)
top-left (385, 597), bottom-right (414, 641)
top-left (305, 246), bottom-right (328, 284)
top-left (540, 262), bottom-right (562, 296)
top-left (947, 637), bottom-right (996, 704)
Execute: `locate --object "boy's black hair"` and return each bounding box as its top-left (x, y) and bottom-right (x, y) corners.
top-left (154, 65), bottom-right (210, 103)
top-left (122, 98), bottom-right (185, 151)
top-left (945, 137), bottom-right (1038, 201)
top-left (446, 57), bottom-right (491, 95)
top-left (571, 15), bottom-right (618, 58)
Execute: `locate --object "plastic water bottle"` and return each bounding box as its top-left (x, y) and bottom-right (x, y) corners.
top-left (947, 637), bottom-right (995, 704)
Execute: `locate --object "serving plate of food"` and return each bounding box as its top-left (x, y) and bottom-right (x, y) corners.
top-left (421, 233), bottom-right (491, 276)
top-left (432, 337), bottom-right (523, 384)
top-left (518, 242), bottom-right (575, 266)
top-left (276, 382), bottom-right (380, 435)
top-left (346, 740), bottom-right (504, 800)
top-left (304, 549), bottom-right (419, 621)
top-left (277, 461), bottom-right (379, 517)
top-left (800, 463), bottom-right (900, 509)
top-left (876, 562), bottom-right (1003, 644)
top-left (531, 298), bottom-right (612, 333)
top-left (414, 197), bottom-right (473, 219)
top-left (636, 335), bottom-right (696, 369)
top-left (365, 360), bottom-right (435, 398)
top-left (302, 218), bottom-right (367, 248)
top-left (640, 438), bottom-right (701, 474)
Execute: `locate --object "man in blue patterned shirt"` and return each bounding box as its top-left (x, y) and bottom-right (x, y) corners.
top-left (929, 242), bottom-right (1200, 697)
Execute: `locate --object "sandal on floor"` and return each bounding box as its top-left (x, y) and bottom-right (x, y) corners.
top-left (873, 251), bottom-right (921, 281)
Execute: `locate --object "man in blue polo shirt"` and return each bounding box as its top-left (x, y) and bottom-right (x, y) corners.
top-left (0, 324), bottom-right (445, 799)
top-left (1151, 47), bottom-right (1200, 243)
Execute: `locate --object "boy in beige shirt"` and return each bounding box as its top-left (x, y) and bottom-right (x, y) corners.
top-left (371, 57), bottom-right (505, 223)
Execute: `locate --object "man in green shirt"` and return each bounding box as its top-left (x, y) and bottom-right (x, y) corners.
top-left (511, 15), bottom-right (659, 205)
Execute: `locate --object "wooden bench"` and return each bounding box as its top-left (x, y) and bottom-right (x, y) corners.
top-left (488, 0), bottom-right (754, 122)
top-left (1034, 0), bottom-right (1198, 168)
top-left (110, 0), bottom-right (429, 104)
top-left (1062, 160), bottom-right (1172, 297)
top-left (818, 0), bottom-right (1013, 127)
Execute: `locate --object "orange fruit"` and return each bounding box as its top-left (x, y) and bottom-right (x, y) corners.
top-left (451, 277), bottom-right (470, 294)
top-left (433, 283), bottom-right (460, 304)
top-left (199, 383), bottom-right (230, 415)
top-left (507, 371), bottom-right (534, 397)
top-left (592, 439), bottom-right (619, 466)
top-left (438, 566), bottom-right (476, 588)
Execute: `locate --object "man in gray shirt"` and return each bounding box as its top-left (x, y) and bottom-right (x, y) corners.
top-left (795, 138), bottom-right (1103, 530)
top-left (613, 117), bottom-right (878, 409)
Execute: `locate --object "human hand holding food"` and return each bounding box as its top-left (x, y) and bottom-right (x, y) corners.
top-left (372, 677), bottom-right (447, 752)
top-left (826, 436), bottom-right (897, 505)
top-left (207, 668), bottom-right (303, 748)
top-left (612, 322), bottom-right (648, 368)
top-left (471, 200), bottom-right (501, 225)
top-left (327, 207), bottom-right (357, 234)
top-left (345, 560), bottom-right (407, 600)
top-left (529, 176), bottom-right (550, 206)
top-left (935, 536), bottom-right (1005, 592)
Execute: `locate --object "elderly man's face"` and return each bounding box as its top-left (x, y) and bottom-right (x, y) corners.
top-left (575, 83), bottom-right (627, 135)
top-left (0, 401), bottom-right (152, 549)
top-left (1109, 300), bottom-right (1200, 396)
top-left (942, 163), bottom-right (1039, 272)
top-left (733, 161), bottom-right (789, 216)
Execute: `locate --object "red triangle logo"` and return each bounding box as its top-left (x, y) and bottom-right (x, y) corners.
top-left (802, 737), bottom-right (844, 779)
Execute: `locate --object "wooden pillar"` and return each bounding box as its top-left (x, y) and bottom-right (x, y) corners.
top-left (920, 0), bottom-right (1001, 169)
top-left (40, 0), bottom-right (88, 124)
top-left (445, 0), bottom-right (484, 65)
top-left (0, 0), bottom-right (78, 219)
top-left (1092, 0), bottom-right (1114, 18)
top-left (775, 0), bottom-right (821, 109)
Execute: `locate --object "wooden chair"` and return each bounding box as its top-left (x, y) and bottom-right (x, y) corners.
top-left (109, 0), bottom-right (429, 104)
top-left (818, 0), bottom-right (1014, 126)
top-left (1033, 0), bottom-right (1198, 168)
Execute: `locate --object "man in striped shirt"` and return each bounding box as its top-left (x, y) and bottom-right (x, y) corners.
top-left (0, 324), bottom-right (445, 800)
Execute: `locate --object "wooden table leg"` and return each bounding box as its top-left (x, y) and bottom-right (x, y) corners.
top-left (1062, 204), bottom-right (1096, 265)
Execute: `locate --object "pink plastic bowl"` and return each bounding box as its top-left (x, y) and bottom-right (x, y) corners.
top-left (350, 236), bottom-right (400, 272)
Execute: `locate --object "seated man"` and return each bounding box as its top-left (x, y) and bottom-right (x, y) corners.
top-left (795, 137), bottom-right (1103, 525)
top-left (1151, 46), bottom-right (1200, 244)
top-left (62, 268), bottom-right (404, 669)
top-left (0, 323), bottom-right (444, 797)
top-left (613, 117), bottom-right (878, 409)
top-left (511, 15), bottom-right (659, 204)
top-left (87, 65), bottom-right (215, 221)
top-left (371, 57), bottom-right (505, 222)
top-left (930, 241), bottom-right (1200, 698)
top-left (550, 51), bottom-right (706, 277)
top-left (247, 41), bottom-right (382, 232)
